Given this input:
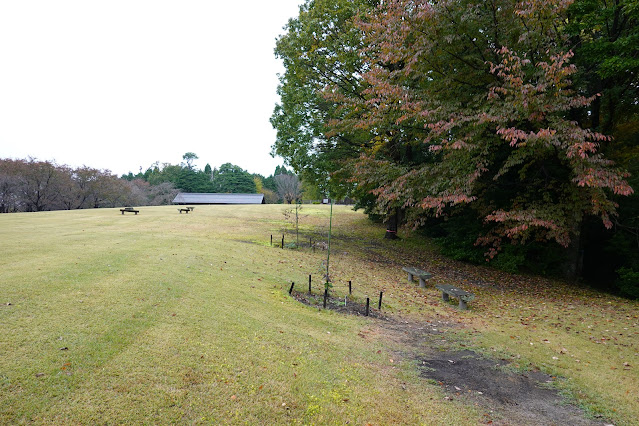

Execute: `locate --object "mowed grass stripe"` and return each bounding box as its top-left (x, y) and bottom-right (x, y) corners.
top-left (0, 206), bottom-right (484, 424)
top-left (1, 255), bottom-right (191, 420)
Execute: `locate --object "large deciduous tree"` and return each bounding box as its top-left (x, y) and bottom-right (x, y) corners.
top-left (275, 174), bottom-right (302, 204)
top-left (0, 159), bottom-right (24, 213)
top-left (19, 158), bottom-right (64, 212)
top-left (564, 0), bottom-right (639, 289)
top-left (271, 0), bottom-right (378, 198)
top-left (325, 0), bottom-right (633, 274)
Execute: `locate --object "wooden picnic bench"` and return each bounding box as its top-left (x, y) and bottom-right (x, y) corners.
top-left (120, 207), bottom-right (139, 215)
top-left (435, 284), bottom-right (475, 310)
top-left (402, 266), bottom-right (433, 288)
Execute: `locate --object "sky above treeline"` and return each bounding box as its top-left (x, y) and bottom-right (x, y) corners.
top-left (0, 0), bottom-right (303, 177)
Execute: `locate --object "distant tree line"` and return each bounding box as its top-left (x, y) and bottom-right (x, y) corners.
top-left (121, 153), bottom-right (306, 204)
top-left (0, 158), bottom-right (180, 212)
top-left (0, 154), bottom-right (307, 213)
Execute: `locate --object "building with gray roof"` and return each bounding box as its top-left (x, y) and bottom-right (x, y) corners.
top-left (172, 193), bottom-right (265, 205)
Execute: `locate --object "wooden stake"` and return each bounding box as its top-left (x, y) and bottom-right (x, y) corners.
top-left (326, 201), bottom-right (333, 287)
top-left (348, 280), bottom-right (352, 295)
top-left (289, 282), bottom-right (295, 295)
top-left (323, 289), bottom-right (328, 308)
top-left (308, 275), bottom-right (312, 294)
top-left (365, 298), bottom-right (370, 316)
top-left (378, 291), bottom-right (383, 310)
top-left (281, 235), bottom-right (284, 249)
top-left (270, 234), bottom-right (272, 246)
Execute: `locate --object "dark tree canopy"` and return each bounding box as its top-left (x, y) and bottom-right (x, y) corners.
top-left (210, 163), bottom-right (257, 194)
top-left (272, 0), bottom-right (638, 294)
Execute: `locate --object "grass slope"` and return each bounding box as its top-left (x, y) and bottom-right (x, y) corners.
top-left (1, 206), bottom-right (472, 424)
top-left (0, 205), bottom-right (637, 424)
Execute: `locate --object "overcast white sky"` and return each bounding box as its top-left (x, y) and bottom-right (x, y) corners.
top-left (0, 0), bottom-right (303, 177)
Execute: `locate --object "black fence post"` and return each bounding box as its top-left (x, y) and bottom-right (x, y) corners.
top-left (378, 291), bottom-right (383, 310)
top-left (323, 289), bottom-right (328, 308)
top-left (308, 275), bottom-right (312, 294)
top-left (281, 235), bottom-right (284, 249)
top-left (365, 298), bottom-right (370, 316)
top-left (348, 281), bottom-right (352, 295)
top-left (289, 282), bottom-right (295, 295)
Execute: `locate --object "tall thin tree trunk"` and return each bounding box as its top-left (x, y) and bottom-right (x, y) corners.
top-left (563, 225), bottom-right (584, 281)
top-left (385, 208), bottom-right (399, 240)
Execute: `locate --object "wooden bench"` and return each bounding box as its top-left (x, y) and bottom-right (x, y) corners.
top-left (120, 207), bottom-right (139, 215)
top-left (435, 284), bottom-right (475, 310)
top-left (402, 267), bottom-right (433, 288)
top-left (177, 206), bottom-right (194, 214)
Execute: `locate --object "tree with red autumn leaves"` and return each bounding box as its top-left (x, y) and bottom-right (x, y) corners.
top-left (322, 0), bottom-right (633, 273)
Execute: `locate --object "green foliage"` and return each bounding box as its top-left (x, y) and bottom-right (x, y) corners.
top-left (176, 168), bottom-right (214, 193)
top-left (566, 0), bottom-right (639, 134)
top-left (273, 165), bottom-right (291, 176)
top-left (146, 163), bottom-right (182, 186)
top-left (616, 267), bottom-right (639, 299)
top-left (271, 0), bottom-right (377, 198)
top-left (426, 214), bottom-right (486, 265)
top-left (301, 179), bottom-right (322, 200)
top-left (425, 209), bottom-right (568, 275)
top-left (345, 1), bottom-right (631, 257)
top-left (262, 174), bottom-right (277, 193)
top-left (272, 0), bottom-right (636, 285)
top-left (182, 152), bottom-right (199, 169)
top-left (210, 163), bottom-right (256, 193)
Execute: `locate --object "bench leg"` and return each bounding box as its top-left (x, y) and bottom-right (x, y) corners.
top-left (442, 292), bottom-right (449, 302)
top-left (419, 277), bottom-right (426, 288)
top-left (458, 299), bottom-right (467, 310)
top-left (407, 273), bottom-right (414, 283)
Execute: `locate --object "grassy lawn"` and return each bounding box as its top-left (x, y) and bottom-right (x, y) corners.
top-left (1, 205), bottom-right (637, 424)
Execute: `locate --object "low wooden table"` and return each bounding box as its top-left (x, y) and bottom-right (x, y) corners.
top-left (402, 267), bottom-right (433, 288)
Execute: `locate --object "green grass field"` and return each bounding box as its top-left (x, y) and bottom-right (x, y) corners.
top-left (1, 205), bottom-right (637, 424)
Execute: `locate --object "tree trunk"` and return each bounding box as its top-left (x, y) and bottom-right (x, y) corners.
top-left (384, 208), bottom-right (400, 239)
top-left (562, 226), bottom-right (584, 281)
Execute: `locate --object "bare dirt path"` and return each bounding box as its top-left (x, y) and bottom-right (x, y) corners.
top-left (294, 292), bottom-right (610, 425)
top-left (380, 317), bottom-right (610, 426)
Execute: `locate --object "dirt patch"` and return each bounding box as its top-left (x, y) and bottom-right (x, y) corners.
top-left (291, 290), bottom-right (388, 320)
top-left (295, 293), bottom-right (609, 426)
top-left (379, 318), bottom-right (610, 426)
top-left (420, 349), bottom-right (605, 425)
